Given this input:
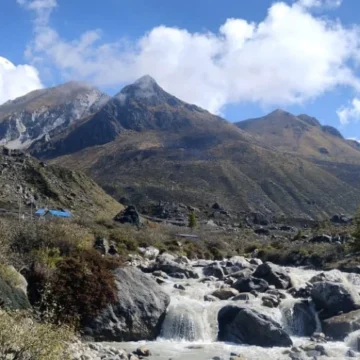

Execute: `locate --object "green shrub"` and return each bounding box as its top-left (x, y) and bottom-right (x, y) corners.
top-left (47, 249), bottom-right (120, 327)
top-left (188, 212), bottom-right (197, 228)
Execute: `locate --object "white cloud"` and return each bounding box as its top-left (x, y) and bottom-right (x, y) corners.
top-left (0, 56), bottom-right (43, 105)
top-left (337, 98), bottom-right (360, 125)
top-left (19, 0), bottom-right (360, 115)
top-left (296, 0), bottom-right (342, 9)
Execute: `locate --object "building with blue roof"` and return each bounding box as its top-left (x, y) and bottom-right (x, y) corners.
top-left (35, 208), bottom-right (72, 218)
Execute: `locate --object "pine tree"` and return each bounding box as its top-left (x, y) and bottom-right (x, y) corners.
top-left (188, 211), bottom-right (197, 229)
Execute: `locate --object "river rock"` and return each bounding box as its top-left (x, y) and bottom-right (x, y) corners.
top-left (253, 262), bottom-right (291, 289)
top-left (211, 288), bottom-right (239, 300)
top-left (232, 293), bottom-right (256, 301)
top-left (322, 309), bottom-right (360, 340)
top-left (152, 257), bottom-right (199, 279)
top-left (218, 306), bottom-right (292, 347)
top-left (232, 276), bottom-right (269, 293)
top-left (226, 256), bottom-right (252, 269)
top-left (283, 300), bottom-right (318, 336)
top-left (311, 281), bottom-right (360, 318)
top-left (309, 270), bottom-right (345, 284)
top-left (138, 246), bottom-right (160, 260)
top-left (203, 263), bottom-right (225, 279)
top-left (84, 267), bottom-right (170, 341)
top-left (226, 268), bottom-right (254, 280)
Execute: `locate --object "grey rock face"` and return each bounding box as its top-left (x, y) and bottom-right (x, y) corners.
top-left (0, 268), bottom-right (30, 310)
top-left (84, 267), bottom-right (170, 341)
top-left (311, 281), bottom-right (360, 318)
top-left (0, 82), bottom-right (109, 149)
top-left (218, 306), bottom-right (292, 347)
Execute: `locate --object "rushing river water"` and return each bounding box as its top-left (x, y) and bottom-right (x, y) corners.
top-left (103, 261), bottom-right (360, 359)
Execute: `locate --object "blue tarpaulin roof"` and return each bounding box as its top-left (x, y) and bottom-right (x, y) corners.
top-left (35, 208), bottom-right (72, 218)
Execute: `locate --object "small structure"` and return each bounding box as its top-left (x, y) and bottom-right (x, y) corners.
top-left (35, 208), bottom-right (72, 218)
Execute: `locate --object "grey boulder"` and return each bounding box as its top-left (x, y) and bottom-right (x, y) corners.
top-left (232, 276), bottom-right (269, 293)
top-left (322, 309), bottom-right (360, 340)
top-left (218, 306), bottom-right (292, 347)
top-left (253, 262), bottom-right (291, 289)
top-left (311, 281), bottom-right (360, 318)
top-left (84, 267), bottom-right (170, 341)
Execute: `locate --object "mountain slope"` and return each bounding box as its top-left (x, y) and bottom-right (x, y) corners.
top-left (236, 109), bottom-right (360, 164)
top-left (0, 147), bottom-right (122, 218)
top-left (0, 82), bottom-right (109, 149)
top-left (30, 75), bottom-right (249, 159)
top-left (33, 77), bottom-right (360, 220)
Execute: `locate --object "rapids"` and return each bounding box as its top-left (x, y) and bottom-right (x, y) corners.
top-left (103, 261), bottom-right (360, 359)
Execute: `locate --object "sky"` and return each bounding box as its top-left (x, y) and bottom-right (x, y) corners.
top-left (2, 0), bottom-right (360, 139)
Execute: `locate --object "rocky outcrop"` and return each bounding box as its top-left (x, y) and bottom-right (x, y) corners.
top-left (311, 281), bottom-right (360, 318)
top-left (218, 306), bottom-right (292, 347)
top-left (114, 205), bottom-right (142, 227)
top-left (0, 266), bottom-right (30, 310)
top-left (84, 267), bottom-right (170, 341)
top-left (253, 262), bottom-right (291, 289)
top-left (322, 309), bottom-right (360, 340)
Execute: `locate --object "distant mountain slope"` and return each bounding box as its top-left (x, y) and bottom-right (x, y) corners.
top-left (30, 75), bottom-right (250, 159)
top-left (39, 77), bottom-right (360, 220)
top-left (0, 82), bottom-right (109, 149)
top-left (0, 147), bottom-right (122, 218)
top-left (236, 109), bottom-right (360, 164)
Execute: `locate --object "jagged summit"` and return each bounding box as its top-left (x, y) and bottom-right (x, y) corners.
top-left (115, 75), bottom-right (176, 107)
top-left (133, 74), bottom-right (157, 86)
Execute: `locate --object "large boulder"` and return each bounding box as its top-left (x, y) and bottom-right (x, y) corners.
top-left (232, 276), bottom-right (269, 293)
top-left (84, 267), bottom-right (170, 341)
top-left (322, 310), bottom-right (360, 340)
top-left (253, 262), bottom-right (291, 289)
top-left (218, 306), bottom-right (292, 347)
top-left (203, 263), bottom-right (224, 279)
top-left (0, 266), bottom-right (30, 310)
top-left (311, 281), bottom-right (360, 318)
top-left (282, 300), bottom-right (318, 336)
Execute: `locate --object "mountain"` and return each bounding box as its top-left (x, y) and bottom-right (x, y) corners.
top-left (0, 82), bottom-right (110, 149)
top-left (27, 76), bottom-right (360, 220)
top-left (236, 109), bottom-right (360, 194)
top-left (236, 109), bottom-right (360, 163)
top-left (30, 75), bottom-right (247, 159)
top-left (0, 147), bottom-right (122, 218)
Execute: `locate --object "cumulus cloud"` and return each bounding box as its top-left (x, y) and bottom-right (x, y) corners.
top-left (337, 98), bottom-right (360, 125)
top-left (19, 0), bottom-right (360, 115)
top-left (0, 56), bottom-right (43, 105)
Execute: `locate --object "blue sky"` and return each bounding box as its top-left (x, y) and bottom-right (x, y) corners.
top-left (2, 0), bottom-right (360, 139)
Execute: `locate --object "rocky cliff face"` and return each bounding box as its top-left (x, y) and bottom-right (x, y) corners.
top-left (0, 82), bottom-right (109, 149)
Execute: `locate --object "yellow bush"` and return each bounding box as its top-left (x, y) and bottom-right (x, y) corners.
top-left (0, 310), bottom-right (73, 360)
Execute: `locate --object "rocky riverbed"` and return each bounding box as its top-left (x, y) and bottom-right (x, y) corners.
top-left (73, 250), bottom-right (360, 359)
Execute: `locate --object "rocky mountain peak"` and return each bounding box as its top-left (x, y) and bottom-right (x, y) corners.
top-left (115, 75), bottom-right (177, 107)
top-left (0, 82), bottom-right (110, 149)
